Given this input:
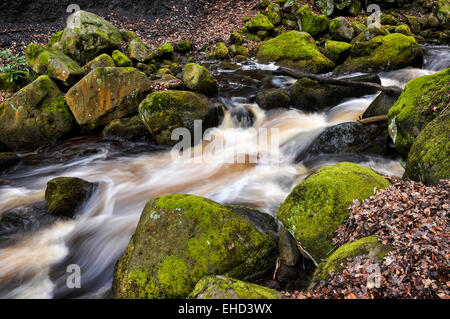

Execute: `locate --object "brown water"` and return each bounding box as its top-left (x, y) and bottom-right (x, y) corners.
top-left (0, 45), bottom-right (448, 299)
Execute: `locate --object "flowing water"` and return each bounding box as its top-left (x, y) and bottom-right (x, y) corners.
top-left (0, 45), bottom-right (448, 299)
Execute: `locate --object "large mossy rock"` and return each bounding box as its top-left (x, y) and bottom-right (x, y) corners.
top-left (266, 3), bottom-right (282, 25)
top-left (256, 31), bottom-right (334, 73)
top-left (112, 50), bottom-right (133, 67)
top-left (102, 115), bottom-right (153, 142)
top-left (334, 33), bottom-right (423, 75)
top-left (351, 22), bottom-right (389, 44)
top-left (0, 152), bottom-right (20, 171)
top-left (45, 177), bottom-right (97, 218)
top-left (138, 90), bottom-right (219, 145)
top-left (126, 38), bottom-right (155, 63)
top-left (296, 5), bottom-right (329, 37)
top-left (0, 76), bottom-right (75, 151)
top-left (59, 11), bottom-right (124, 64)
top-left (295, 122), bottom-right (389, 162)
top-left (277, 163), bottom-right (390, 263)
top-left (387, 68), bottom-right (450, 157)
top-left (25, 43), bottom-right (84, 86)
top-left (65, 67), bottom-right (151, 130)
top-left (313, 236), bottom-right (390, 282)
top-left (189, 275), bottom-right (283, 299)
top-left (404, 107), bottom-right (449, 185)
top-left (324, 40), bottom-right (352, 63)
top-left (245, 13), bottom-right (275, 33)
top-left (113, 194), bottom-right (278, 299)
top-left (182, 63), bottom-right (218, 97)
top-left (255, 88), bottom-right (291, 110)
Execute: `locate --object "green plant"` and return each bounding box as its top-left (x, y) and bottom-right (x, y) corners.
top-left (0, 49), bottom-right (29, 83)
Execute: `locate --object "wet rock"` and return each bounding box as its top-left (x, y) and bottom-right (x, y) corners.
top-left (277, 162), bottom-right (390, 262)
top-left (113, 194), bottom-right (278, 299)
top-left (0, 152), bottom-right (20, 171)
top-left (255, 88), bottom-right (291, 110)
top-left (0, 75), bottom-right (75, 151)
top-left (102, 115), bottom-right (153, 142)
top-left (189, 275), bottom-right (283, 299)
top-left (45, 177), bottom-right (97, 218)
top-left (65, 67), bottom-right (151, 130)
top-left (182, 63), bottom-right (218, 97)
top-left (362, 91), bottom-right (398, 119)
top-left (225, 205), bottom-right (278, 235)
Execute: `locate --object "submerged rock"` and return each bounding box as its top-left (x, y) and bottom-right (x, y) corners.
top-left (189, 276), bottom-right (283, 299)
top-left (65, 67), bottom-right (151, 130)
top-left (277, 162), bottom-right (390, 262)
top-left (45, 177), bottom-right (97, 218)
top-left (182, 63), bottom-right (218, 97)
top-left (388, 68), bottom-right (450, 156)
top-left (113, 194), bottom-right (278, 299)
top-left (256, 31), bottom-right (334, 73)
top-left (0, 75), bottom-right (75, 151)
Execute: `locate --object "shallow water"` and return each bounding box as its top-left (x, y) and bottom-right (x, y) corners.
top-left (0, 45), bottom-right (448, 299)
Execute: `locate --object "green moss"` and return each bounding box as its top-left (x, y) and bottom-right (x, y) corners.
top-left (256, 31), bottom-right (334, 73)
top-left (230, 45), bottom-right (249, 57)
top-left (265, 3), bottom-right (282, 25)
top-left (48, 31), bottom-right (63, 48)
top-left (112, 50), bottom-right (133, 67)
top-left (245, 13), bottom-right (275, 32)
top-left (230, 31), bottom-right (243, 45)
top-left (277, 162), bottom-right (390, 263)
top-left (157, 43), bottom-right (174, 57)
top-left (314, 236), bottom-right (390, 281)
top-left (388, 68), bottom-right (450, 157)
top-left (296, 5), bottom-right (329, 36)
top-left (85, 54), bottom-right (115, 71)
top-left (183, 63), bottom-right (218, 96)
top-left (324, 40), bottom-right (352, 62)
top-left (189, 276), bottom-right (283, 299)
top-left (206, 43), bottom-right (229, 60)
top-left (175, 40), bottom-right (192, 54)
top-left (395, 24), bottom-right (413, 37)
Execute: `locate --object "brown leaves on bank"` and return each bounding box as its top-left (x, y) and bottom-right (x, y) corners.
top-left (287, 178), bottom-right (449, 299)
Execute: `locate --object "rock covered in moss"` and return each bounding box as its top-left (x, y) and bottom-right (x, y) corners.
top-left (102, 115), bottom-right (153, 142)
top-left (206, 43), bottom-right (229, 60)
top-left (112, 50), bottom-right (133, 67)
top-left (394, 24), bottom-right (413, 36)
top-left (351, 22), bottom-right (389, 44)
top-left (113, 194), bottom-right (278, 299)
top-left (182, 63), bottom-right (218, 97)
top-left (230, 31), bottom-right (243, 45)
top-left (277, 163), bottom-right (390, 262)
top-left (296, 5), bottom-right (329, 36)
top-left (255, 88), bottom-right (291, 110)
top-left (189, 275), bottom-right (283, 299)
top-left (126, 38), bottom-right (154, 62)
top-left (266, 3), bottom-right (282, 25)
top-left (0, 76), bottom-right (75, 151)
top-left (138, 90), bottom-right (220, 145)
top-left (329, 17), bottom-right (355, 42)
top-left (48, 30), bottom-right (63, 49)
top-left (381, 14), bottom-right (398, 26)
top-left (362, 92), bottom-right (398, 119)
top-left (404, 107), bottom-right (449, 185)
top-left (246, 13), bottom-right (275, 33)
top-left (45, 177), bottom-right (96, 218)
top-left (406, 15), bottom-right (421, 34)
top-left (84, 53), bottom-right (115, 72)
top-left (388, 68), bottom-right (450, 157)
top-left (175, 40), bottom-right (192, 54)
top-left (65, 67), bottom-right (151, 130)
top-left (436, 0), bottom-right (450, 29)
top-left (58, 11), bottom-right (123, 64)
top-left (346, 0), bottom-right (361, 16)
top-left (334, 33), bottom-right (423, 75)
top-left (230, 45), bottom-right (249, 57)
top-left (0, 152), bottom-right (20, 171)
top-left (324, 40), bottom-right (352, 63)
top-left (315, 0), bottom-right (335, 16)
top-left (25, 43), bottom-right (84, 86)
top-left (313, 236), bottom-right (390, 282)
top-left (256, 31), bottom-right (334, 73)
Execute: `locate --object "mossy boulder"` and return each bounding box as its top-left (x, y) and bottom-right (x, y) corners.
top-left (255, 88), bottom-right (291, 110)
top-left (230, 45), bottom-right (249, 57)
top-left (380, 14), bottom-right (398, 26)
top-left (111, 50), bottom-right (133, 67)
top-left (45, 177), bottom-right (96, 218)
top-left (25, 43), bottom-right (84, 86)
top-left (65, 67), bottom-right (151, 130)
top-left (0, 76), bottom-right (75, 151)
top-left (256, 31), bottom-right (334, 73)
top-left (277, 163), bottom-right (390, 262)
top-left (404, 107), bottom-right (449, 185)
top-left (246, 13), bottom-right (275, 33)
top-left (351, 22), bottom-right (389, 44)
top-left (435, 0), bottom-right (450, 29)
top-left (230, 31), bottom-right (243, 45)
top-left (334, 33), bottom-right (423, 75)
top-left (329, 17), bottom-right (355, 42)
top-left (102, 115), bottom-right (153, 142)
top-left (120, 29), bottom-right (138, 42)
top-left (48, 30), bottom-right (63, 49)
top-left (206, 43), bottom-right (229, 60)
top-left (313, 236), bottom-right (390, 282)
top-left (175, 40), bottom-right (192, 54)
top-left (296, 5), bottom-right (329, 37)
top-left (346, 0), bottom-right (361, 17)
top-left (266, 3), bottom-right (282, 25)
top-left (138, 90), bottom-right (219, 145)
top-left (406, 15), bottom-right (421, 34)
top-left (84, 53), bottom-right (115, 72)
top-left (58, 11), bottom-right (123, 64)
top-left (113, 194), bottom-right (278, 299)
top-left (189, 276), bottom-right (283, 299)
top-left (388, 68), bottom-right (450, 157)
top-left (156, 43), bottom-right (174, 59)
top-left (315, 0), bottom-right (335, 16)
top-left (394, 24), bottom-right (414, 37)
top-left (126, 38), bottom-right (155, 63)
top-left (182, 63), bottom-right (218, 97)
top-left (0, 152), bottom-right (20, 171)
top-left (324, 40), bottom-right (352, 63)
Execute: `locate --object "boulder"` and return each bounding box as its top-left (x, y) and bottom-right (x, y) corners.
top-left (277, 162), bottom-right (390, 262)
top-left (156, 43), bottom-right (174, 59)
top-left (230, 45), bottom-right (249, 57)
top-left (113, 194), bottom-right (278, 299)
top-left (58, 11), bottom-right (124, 64)
top-left (25, 43), bottom-right (84, 86)
top-left (394, 24), bottom-right (414, 37)
top-left (0, 152), bottom-right (20, 171)
top-left (324, 40), bottom-right (352, 63)
top-left (112, 50), bottom-right (133, 67)
top-left (126, 38), bottom-right (154, 63)
top-left (315, 0), bottom-right (335, 16)
top-left (206, 43), bottom-right (229, 60)
top-left (182, 63), bottom-right (218, 97)
top-left (84, 53), bottom-right (115, 72)
top-left (380, 14), bottom-right (398, 26)
top-left (296, 5), bottom-right (329, 37)
top-left (255, 88), bottom-right (291, 110)
top-left (435, 0), bottom-right (450, 29)
top-left (406, 15), bottom-right (421, 34)
top-left (256, 31), bottom-right (334, 73)
top-left (346, 0), bottom-right (362, 17)
top-left (189, 276), bottom-right (283, 299)
top-left (65, 67), bottom-right (152, 130)
top-left (334, 33), bottom-right (423, 75)
top-left (329, 17), bottom-right (355, 42)
top-left (351, 22), bottom-right (389, 44)
top-left (245, 13), bottom-right (275, 33)
top-left (102, 115), bottom-right (153, 142)
top-left (295, 122), bottom-right (390, 162)
top-left (229, 31), bottom-right (243, 45)
top-left (362, 92), bottom-right (398, 119)
top-left (138, 90), bottom-right (220, 145)
top-left (404, 107), bottom-right (449, 185)
top-left (388, 68), bottom-right (450, 156)
top-left (45, 177), bottom-right (97, 218)
top-left (0, 76), bottom-right (75, 151)
top-left (266, 3), bottom-right (282, 25)
top-left (175, 40), bottom-right (192, 54)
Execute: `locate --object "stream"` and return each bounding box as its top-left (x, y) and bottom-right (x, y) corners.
top-left (0, 45), bottom-right (448, 299)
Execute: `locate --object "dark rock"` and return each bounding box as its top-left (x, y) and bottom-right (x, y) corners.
top-left (362, 91), bottom-right (399, 119)
top-left (255, 88), bottom-right (291, 110)
top-left (102, 115), bottom-right (153, 142)
top-left (0, 152), bottom-right (20, 171)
